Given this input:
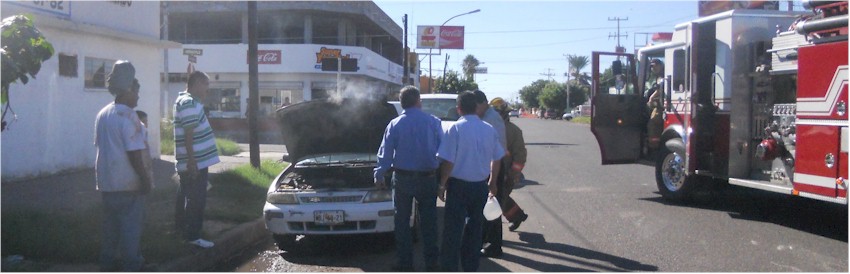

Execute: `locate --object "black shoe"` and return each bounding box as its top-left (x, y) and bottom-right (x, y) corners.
top-left (480, 246), bottom-right (503, 258)
top-left (391, 264), bottom-right (414, 272)
top-left (509, 213), bottom-right (528, 232)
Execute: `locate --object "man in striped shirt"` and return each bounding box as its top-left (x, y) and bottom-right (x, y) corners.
top-left (173, 71), bottom-right (220, 248)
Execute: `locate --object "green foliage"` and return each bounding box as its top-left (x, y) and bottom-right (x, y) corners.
top-left (567, 82), bottom-right (590, 109)
top-left (567, 55), bottom-right (591, 86)
top-left (215, 138), bottom-right (241, 156)
top-left (160, 119), bottom-right (175, 155)
top-left (538, 81), bottom-right (567, 111)
top-left (207, 160), bottom-right (287, 222)
top-left (434, 70), bottom-right (478, 94)
top-left (461, 54), bottom-right (480, 80)
top-left (1, 14), bottom-right (54, 101)
top-left (571, 116), bottom-right (591, 124)
top-left (518, 79), bottom-right (550, 109)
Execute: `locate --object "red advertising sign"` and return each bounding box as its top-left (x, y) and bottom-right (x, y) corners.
top-left (247, 50), bottom-right (282, 64)
top-left (417, 25), bottom-right (465, 49)
top-left (439, 26), bottom-right (465, 49)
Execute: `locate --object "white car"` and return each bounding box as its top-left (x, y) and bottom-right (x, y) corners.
top-left (263, 98), bottom-right (414, 251)
top-left (419, 93), bottom-right (459, 132)
top-left (562, 112), bottom-right (574, 120)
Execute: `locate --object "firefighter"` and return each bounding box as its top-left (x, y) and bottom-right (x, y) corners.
top-left (646, 59), bottom-right (665, 149)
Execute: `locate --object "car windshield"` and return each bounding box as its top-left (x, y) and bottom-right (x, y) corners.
top-left (421, 98), bottom-right (460, 121)
top-left (295, 153), bottom-right (377, 167)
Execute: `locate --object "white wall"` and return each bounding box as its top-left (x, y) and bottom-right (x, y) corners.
top-left (1, 2), bottom-right (170, 180)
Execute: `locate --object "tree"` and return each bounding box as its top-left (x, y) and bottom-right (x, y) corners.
top-left (538, 81), bottom-right (567, 111)
top-left (435, 70), bottom-right (477, 94)
top-left (518, 79), bottom-right (549, 109)
top-left (461, 54), bottom-right (480, 80)
top-left (567, 55), bottom-right (591, 87)
top-left (567, 82), bottom-right (589, 109)
top-left (1, 15), bottom-right (54, 131)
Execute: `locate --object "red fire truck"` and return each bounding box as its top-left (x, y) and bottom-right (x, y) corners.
top-left (590, 1), bottom-right (848, 204)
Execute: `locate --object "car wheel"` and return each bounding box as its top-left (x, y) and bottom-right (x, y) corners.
top-left (273, 234), bottom-right (297, 251)
top-left (655, 138), bottom-right (698, 202)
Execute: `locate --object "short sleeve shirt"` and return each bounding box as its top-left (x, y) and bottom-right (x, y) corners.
top-left (174, 91), bottom-right (220, 171)
top-left (437, 115), bottom-right (505, 182)
top-left (94, 103), bottom-right (147, 192)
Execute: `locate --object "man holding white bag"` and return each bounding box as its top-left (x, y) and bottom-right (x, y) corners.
top-left (437, 91), bottom-right (505, 272)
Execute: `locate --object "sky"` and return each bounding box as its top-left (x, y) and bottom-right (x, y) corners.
top-left (373, 0), bottom-right (798, 103)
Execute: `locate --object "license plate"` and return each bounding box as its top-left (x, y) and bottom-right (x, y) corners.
top-left (314, 210), bottom-right (344, 225)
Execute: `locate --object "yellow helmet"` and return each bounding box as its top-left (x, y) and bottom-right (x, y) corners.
top-left (489, 97), bottom-right (511, 113)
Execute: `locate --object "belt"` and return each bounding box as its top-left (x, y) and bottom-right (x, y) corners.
top-left (394, 169), bottom-right (436, 177)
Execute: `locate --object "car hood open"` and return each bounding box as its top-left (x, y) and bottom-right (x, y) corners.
top-left (276, 98), bottom-right (397, 162)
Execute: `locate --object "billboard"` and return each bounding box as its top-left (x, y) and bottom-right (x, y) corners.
top-left (417, 25), bottom-right (466, 49)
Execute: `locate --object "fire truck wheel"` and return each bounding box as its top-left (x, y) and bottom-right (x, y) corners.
top-left (655, 138), bottom-right (697, 202)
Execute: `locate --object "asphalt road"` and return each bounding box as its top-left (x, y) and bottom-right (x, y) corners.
top-left (215, 117), bottom-right (848, 272)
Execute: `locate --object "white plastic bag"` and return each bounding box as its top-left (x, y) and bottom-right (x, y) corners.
top-left (483, 196), bottom-right (502, 221)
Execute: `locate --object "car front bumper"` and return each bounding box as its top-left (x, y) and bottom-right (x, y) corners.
top-left (263, 201), bottom-right (395, 236)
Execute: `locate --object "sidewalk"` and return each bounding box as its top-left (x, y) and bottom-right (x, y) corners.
top-left (1, 146), bottom-right (286, 272)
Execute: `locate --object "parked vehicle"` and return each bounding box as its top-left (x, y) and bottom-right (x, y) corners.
top-left (419, 93), bottom-right (459, 132)
top-left (562, 111), bottom-right (574, 121)
top-left (263, 98), bottom-right (414, 251)
top-left (590, 3), bottom-right (848, 204)
top-left (544, 109), bottom-right (558, 119)
top-left (509, 110), bottom-right (520, 118)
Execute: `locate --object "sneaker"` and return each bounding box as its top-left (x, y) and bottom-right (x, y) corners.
top-left (509, 213), bottom-right (528, 232)
top-left (187, 238), bottom-right (215, 248)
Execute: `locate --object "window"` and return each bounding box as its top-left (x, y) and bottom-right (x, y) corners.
top-left (85, 57), bottom-right (115, 89)
top-left (58, 53), bottom-right (77, 77)
top-left (672, 49), bottom-right (687, 92)
top-left (206, 88), bottom-right (241, 112)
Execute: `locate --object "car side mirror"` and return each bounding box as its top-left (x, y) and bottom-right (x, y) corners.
top-left (281, 153), bottom-right (291, 163)
top-left (612, 60), bottom-right (622, 75)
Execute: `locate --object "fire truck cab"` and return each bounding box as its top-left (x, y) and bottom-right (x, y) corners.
top-left (590, 3), bottom-right (848, 204)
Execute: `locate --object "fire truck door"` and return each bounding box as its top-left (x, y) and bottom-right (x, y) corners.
top-left (590, 52), bottom-right (644, 164)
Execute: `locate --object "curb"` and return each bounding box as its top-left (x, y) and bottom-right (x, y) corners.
top-left (158, 218), bottom-right (268, 272)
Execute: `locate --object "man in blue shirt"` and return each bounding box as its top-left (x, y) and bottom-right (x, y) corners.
top-left (375, 86), bottom-right (443, 272)
top-left (437, 91), bottom-right (505, 272)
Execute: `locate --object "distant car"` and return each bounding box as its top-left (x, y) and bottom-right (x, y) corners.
top-left (545, 109), bottom-right (558, 119)
top-left (264, 98), bottom-right (414, 251)
top-left (509, 110), bottom-right (520, 118)
top-left (562, 112), bottom-right (574, 120)
top-left (419, 93), bottom-right (459, 132)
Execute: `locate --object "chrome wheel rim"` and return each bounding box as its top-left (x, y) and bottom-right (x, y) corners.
top-left (662, 151), bottom-right (686, 191)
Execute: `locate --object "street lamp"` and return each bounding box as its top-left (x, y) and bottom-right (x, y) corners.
top-left (429, 9), bottom-right (480, 93)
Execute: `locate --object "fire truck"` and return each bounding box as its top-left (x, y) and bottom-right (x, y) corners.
top-left (590, 1), bottom-right (848, 204)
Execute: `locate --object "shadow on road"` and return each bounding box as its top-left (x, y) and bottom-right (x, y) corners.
top-left (496, 232), bottom-right (658, 272)
top-left (640, 185), bottom-right (848, 242)
top-left (525, 142), bottom-right (576, 147)
top-left (513, 179), bottom-right (541, 190)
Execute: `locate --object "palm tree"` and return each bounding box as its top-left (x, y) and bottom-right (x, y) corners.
top-left (462, 54), bottom-right (480, 80)
top-left (567, 55), bottom-right (590, 87)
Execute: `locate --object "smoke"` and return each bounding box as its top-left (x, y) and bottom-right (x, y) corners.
top-left (326, 77), bottom-right (390, 105)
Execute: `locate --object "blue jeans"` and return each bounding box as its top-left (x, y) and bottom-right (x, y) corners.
top-left (175, 168), bottom-right (209, 241)
top-left (440, 178), bottom-right (488, 272)
top-left (393, 172), bottom-right (439, 268)
top-left (100, 191), bottom-right (145, 271)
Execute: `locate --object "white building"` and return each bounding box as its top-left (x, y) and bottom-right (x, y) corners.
top-left (162, 1), bottom-right (407, 142)
top-left (1, 1), bottom-right (177, 180)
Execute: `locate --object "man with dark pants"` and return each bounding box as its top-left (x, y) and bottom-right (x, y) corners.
top-left (375, 86), bottom-right (443, 272)
top-left (474, 90), bottom-right (508, 258)
top-left (94, 60), bottom-right (151, 271)
top-left (174, 71), bottom-right (220, 248)
top-left (438, 91), bottom-right (505, 272)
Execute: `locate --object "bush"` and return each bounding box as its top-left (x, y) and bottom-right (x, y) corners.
top-left (215, 138), bottom-right (240, 156)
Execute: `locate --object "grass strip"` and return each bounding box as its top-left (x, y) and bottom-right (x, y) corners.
top-left (1, 160), bottom-right (287, 267)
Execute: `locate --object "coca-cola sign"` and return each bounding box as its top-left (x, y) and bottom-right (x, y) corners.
top-left (438, 26), bottom-right (465, 49)
top-left (247, 50), bottom-right (281, 64)
top-left (417, 25), bottom-right (465, 49)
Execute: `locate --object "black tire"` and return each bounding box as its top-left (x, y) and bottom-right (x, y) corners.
top-left (655, 138), bottom-right (698, 202)
top-left (273, 234), bottom-right (296, 251)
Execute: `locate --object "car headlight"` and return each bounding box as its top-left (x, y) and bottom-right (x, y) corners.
top-left (267, 192), bottom-right (299, 204)
top-left (364, 190), bottom-right (392, 203)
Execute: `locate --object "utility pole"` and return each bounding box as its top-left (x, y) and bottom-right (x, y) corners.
top-left (608, 17), bottom-right (628, 53)
top-left (247, 1), bottom-right (260, 168)
top-left (403, 14), bottom-right (408, 85)
top-left (540, 68), bottom-right (555, 81)
top-left (563, 54), bottom-right (572, 111)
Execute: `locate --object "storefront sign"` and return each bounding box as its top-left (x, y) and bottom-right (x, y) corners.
top-left (248, 50), bottom-right (281, 64)
top-left (183, 48), bottom-right (203, 56)
top-left (7, 1), bottom-right (72, 17)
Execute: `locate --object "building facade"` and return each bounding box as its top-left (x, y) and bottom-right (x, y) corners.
top-left (162, 1), bottom-right (407, 143)
top-left (1, 1), bottom-right (177, 179)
